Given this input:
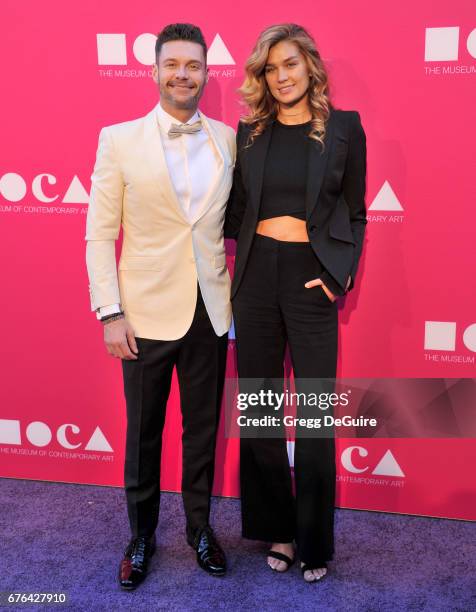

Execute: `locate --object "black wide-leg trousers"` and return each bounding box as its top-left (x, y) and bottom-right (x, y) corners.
top-left (121, 285), bottom-right (228, 542)
top-left (232, 234), bottom-right (338, 567)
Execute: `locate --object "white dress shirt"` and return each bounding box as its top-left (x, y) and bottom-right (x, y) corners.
top-left (97, 102), bottom-right (219, 319)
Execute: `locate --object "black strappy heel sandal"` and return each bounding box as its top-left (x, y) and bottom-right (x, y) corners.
top-left (267, 550), bottom-right (295, 572)
top-left (301, 562), bottom-right (328, 582)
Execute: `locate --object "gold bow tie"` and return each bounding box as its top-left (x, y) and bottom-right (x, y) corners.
top-left (168, 120), bottom-right (203, 139)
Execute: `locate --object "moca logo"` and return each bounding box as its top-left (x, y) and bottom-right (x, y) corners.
top-left (425, 27), bottom-right (476, 61)
top-left (97, 32), bottom-right (235, 66)
top-left (341, 446), bottom-right (405, 477)
top-left (0, 419), bottom-right (113, 452)
top-left (0, 173), bottom-right (89, 204)
top-left (286, 442), bottom-right (404, 477)
top-left (424, 321), bottom-right (476, 352)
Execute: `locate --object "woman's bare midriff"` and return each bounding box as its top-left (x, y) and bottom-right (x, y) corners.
top-left (255, 216), bottom-right (309, 242)
top-left (256, 216), bottom-right (337, 301)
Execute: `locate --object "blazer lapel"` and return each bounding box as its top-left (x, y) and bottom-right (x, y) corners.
top-left (305, 111), bottom-right (335, 220)
top-left (246, 123), bottom-right (273, 213)
top-left (191, 111), bottom-right (227, 224)
top-left (142, 106), bottom-right (189, 223)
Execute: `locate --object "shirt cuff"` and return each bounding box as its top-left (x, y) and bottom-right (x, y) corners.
top-left (96, 303), bottom-right (122, 320)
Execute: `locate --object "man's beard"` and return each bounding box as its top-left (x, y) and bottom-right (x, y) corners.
top-left (160, 81), bottom-right (204, 110)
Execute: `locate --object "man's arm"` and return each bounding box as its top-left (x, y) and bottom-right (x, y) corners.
top-left (85, 127), bottom-right (138, 359)
top-left (86, 127), bottom-right (123, 311)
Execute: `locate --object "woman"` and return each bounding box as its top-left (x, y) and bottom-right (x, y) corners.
top-left (225, 23), bottom-right (367, 582)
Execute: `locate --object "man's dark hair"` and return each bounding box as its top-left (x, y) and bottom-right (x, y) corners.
top-left (155, 23), bottom-right (207, 63)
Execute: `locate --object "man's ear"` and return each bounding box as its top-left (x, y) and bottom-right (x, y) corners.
top-left (205, 67), bottom-right (209, 83)
top-left (151, 63), bottom-right (159, 84)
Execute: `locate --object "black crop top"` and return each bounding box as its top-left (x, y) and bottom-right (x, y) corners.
top-left (258, 119), bottom-right (311, 222)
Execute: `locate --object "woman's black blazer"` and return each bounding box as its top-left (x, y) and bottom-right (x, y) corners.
top-left (224, 109), bottom-right (367, 298)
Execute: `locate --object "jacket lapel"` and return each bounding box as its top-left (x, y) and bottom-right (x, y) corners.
top-left (305, 110), bottom-right (335, 219)
top-left (143, 105), bottom-right (189, 223)
top-left (246, 123), bottom-right (273, 213)
top-left (191, 111), bottom-right (228, 224)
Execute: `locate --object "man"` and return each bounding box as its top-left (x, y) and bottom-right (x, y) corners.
top-left (85, 23), bottom-right (235, 589)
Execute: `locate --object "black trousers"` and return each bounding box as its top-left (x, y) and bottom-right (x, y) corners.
top-left (121, 285), bottom-right (228, 542)
top-left (232, 234), bottom-right (338, 567)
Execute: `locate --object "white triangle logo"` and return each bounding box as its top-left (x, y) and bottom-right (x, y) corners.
top-left (85, 426), bottom-right (113, 452)
top-left (372, 450), bottom-right (405, 477)
top-left (369, 181), bottom-right (403, 211)
top-left (207, 34), bottom-right (235, 65)
top-left (63, 175), bottom-right (90, 204)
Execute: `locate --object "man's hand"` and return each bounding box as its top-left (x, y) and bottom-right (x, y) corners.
top-left (104, 317), bottom-right (139, 360)
top-left (304, 278), bottom-right (337, 303)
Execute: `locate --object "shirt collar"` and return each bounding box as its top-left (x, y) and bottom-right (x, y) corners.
top-left (156, 102), bottom-right (200, 133)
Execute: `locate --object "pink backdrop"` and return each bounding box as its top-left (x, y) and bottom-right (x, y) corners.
top-left (1, 0), bottom-right (475, 521)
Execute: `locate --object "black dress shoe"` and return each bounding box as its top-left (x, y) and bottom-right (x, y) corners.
top-left (119, 534), bottom-right (156, 590)
top-left (189, 525), bottom-right (226, 576)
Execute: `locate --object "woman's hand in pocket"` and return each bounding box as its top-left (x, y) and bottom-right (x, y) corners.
top-left (304, 278), bottom-right (337, 302)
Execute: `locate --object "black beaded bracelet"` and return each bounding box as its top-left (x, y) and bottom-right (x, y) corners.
top-left (100, 312), bottom-right (125, 325)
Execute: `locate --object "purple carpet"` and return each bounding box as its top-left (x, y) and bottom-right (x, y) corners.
top-left (1, 478), bottom-right (474, 611)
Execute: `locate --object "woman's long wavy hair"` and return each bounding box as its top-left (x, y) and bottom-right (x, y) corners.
top-left (239, 23), bottom-right (331, 148)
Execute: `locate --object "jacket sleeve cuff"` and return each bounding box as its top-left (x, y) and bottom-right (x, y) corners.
top-left (319, 270), bottom-right (345, 296)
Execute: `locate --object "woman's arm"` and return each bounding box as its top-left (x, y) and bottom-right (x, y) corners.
top-left (342, 111), bottom-right (367, 292)
top-left (224, 121), bottom-right (247, 240)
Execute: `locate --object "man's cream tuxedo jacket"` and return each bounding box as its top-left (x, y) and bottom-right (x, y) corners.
top-left (85, 104), bottom-right (235, 340)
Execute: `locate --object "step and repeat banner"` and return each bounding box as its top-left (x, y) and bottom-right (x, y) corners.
top-left (1, 0), bottom-right (475, 520)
